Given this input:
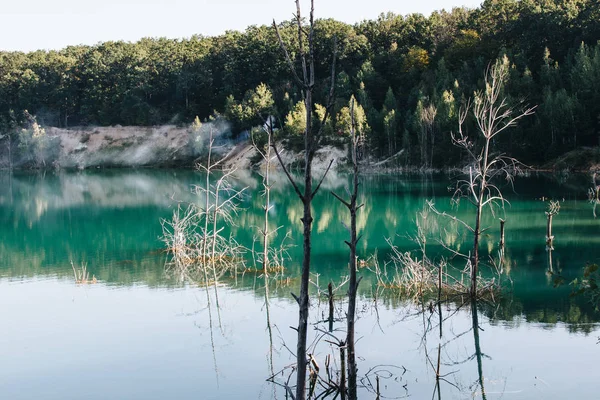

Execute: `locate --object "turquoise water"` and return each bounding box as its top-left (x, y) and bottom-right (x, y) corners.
top-left (0, 170), bottom-right (599, 399)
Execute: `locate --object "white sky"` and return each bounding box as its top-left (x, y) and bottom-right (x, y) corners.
top-left (0, 0), bottom-right (482, 52)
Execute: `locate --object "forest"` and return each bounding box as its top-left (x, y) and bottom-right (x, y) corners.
top-left (0, 0), bottom-right (599, 167)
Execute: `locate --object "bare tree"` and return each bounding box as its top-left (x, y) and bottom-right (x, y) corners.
top-left (272, 2), bottom-right (337, 398)
top-left (331, 98), bottom-right (362, 400)
top-left (251, 113), bottom-right (278, 276)
top-left (430, 56), bottom-right (535, 298)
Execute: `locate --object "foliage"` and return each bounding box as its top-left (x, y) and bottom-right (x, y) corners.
top-left (336, 95), bottom-right (369, 137)
top-left (284, 100), bottom-right (307, 136)
top-left (224, 83), bottom-right (275, 133)
top-left (1, 0), bottom-right (600, 168)
top-left (14, 110), bottom-right (60, 167)
top-left (572, 264), bottom-right (600, 311)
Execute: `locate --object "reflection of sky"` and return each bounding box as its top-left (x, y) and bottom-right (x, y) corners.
top-left (0, 277), bottom-right (598, 399)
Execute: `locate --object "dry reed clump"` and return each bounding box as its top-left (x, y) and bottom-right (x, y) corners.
top-left (161, 118), bottom-right (249, 286)
top-left (161, 202), bottom-right (245, 285)
top-left (369, 239), bottom-right (502, 303)
top-left (71, 261), bottom-right (97, 284)
top-left (275, 276), bottom-right (293, 287)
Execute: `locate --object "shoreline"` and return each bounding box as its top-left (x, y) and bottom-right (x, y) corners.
top-left (1, 125), bottom-right (598, 174)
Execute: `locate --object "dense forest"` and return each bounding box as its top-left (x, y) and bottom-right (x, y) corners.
top-left (1, 0), bottom-right (599, 167)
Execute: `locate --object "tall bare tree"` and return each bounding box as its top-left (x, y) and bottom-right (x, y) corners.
top-left (273, 2), bottom-right (337, 398)
top-left (453, 56), bottom-right (535, 297)
top-left (331, 98), bottom-right (362, 400)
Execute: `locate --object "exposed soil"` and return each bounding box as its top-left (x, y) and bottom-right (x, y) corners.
top-left (46, 125), bottom-right (194, 169)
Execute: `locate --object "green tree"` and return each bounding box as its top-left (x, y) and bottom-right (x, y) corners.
top-left (336, 95), bottom-right (369, 138)
top-left (284, 100), bottom-right (307, 136)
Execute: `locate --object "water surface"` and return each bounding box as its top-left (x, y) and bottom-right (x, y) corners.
top-left (1, 170), bottom-right (599, 399)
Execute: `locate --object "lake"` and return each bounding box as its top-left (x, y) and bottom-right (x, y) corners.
top-left (0, 169), bottom-right (599, 399)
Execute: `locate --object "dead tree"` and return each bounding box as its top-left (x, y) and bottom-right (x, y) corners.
top-left (449, 56), bottom-right (535, 298)
top-left (273, 2), bottom-right (337, 399)
top-left (251, 117), bottom-right (277, 276)
top-left (331, 98), bottom-right (362, 400)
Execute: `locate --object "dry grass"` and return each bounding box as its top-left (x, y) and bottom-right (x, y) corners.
top-left (369, 240), bottom-right (502, 303)
top-left (161, 204), bottom-right (246, 284)
top-left (71, 261), bottom-right (97, 284)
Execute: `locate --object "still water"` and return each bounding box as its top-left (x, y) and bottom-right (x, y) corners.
top-left (0, 169), bottom-right (599, 399)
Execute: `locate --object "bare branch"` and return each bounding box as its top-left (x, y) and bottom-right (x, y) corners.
top-left (272, 20), bottom-right (304, 88)
top-left (427, 200), bottom-right (474, 233)
top-left (271, 144), bottom-right (305, 203)
top-left (311, 159), bottom-right (334, 198)
top-left (331, 191), bottom-right (350, 209)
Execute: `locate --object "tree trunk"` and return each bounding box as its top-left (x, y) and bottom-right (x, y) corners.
top-left (340, 344), bottom-right (347, 400)
top-left (347, 191), bottom-right (358, 400)
top-left (328, 282), bottom-right (334, 332)
top-left (546, 214), bottom-right (554, 248)
top-left (273, 3), bottom-right (337, 397)
top-left (262, 133), bottom-right (271, 275)
top-left (471, 199), bottom-right (483, 297)
top-left (472, 139), bottom-right (490, 298)
top-left (499, 219), bottom-right (505, 249)
top-left (328, 98), bottom-right (361, 399)
top-left (295, 90), bottom-right (314, 400)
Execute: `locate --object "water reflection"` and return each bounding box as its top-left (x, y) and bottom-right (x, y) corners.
top-left (0, 275), bottom-right (598, 399)
top-left (1, 169), bottom-right (599, 328)
top-left (471, 300), bottom-right (487, 400)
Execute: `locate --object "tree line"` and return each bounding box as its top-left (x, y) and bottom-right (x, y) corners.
top-left (0, 0), bottom-right (599, 167)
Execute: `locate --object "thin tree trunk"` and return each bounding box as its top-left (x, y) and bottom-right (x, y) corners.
top-left (346, 145), bottom-right (359, 400)
top-left (296, 87), bottom-right (315, 400)
top-left (328, 282), bottom-right (334, 332)
top-left (472, 194), bottom-right (483, 298)
top-left (472, 139), bottom-right (490, 298)
top-left (499, 219), bottom-right (505, 249)
top-left (202, 131), bottom-right (213, 274)
top-left (273, 3), bottom-right (337, 397)
top-left (332, 99), bottom-right (360, 400)
top-left (262, 133), bottom-right (271, 275)
top-left (546, 214), bottom-right (554, 248)
top-left (211, 176), bottom-right (222, 313)
top-left (340, 344), bottom-right (347, 400)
